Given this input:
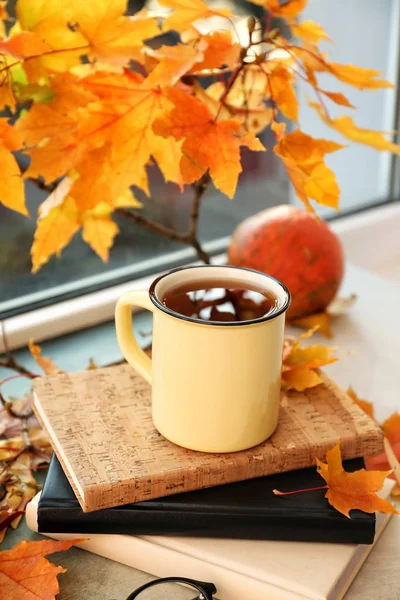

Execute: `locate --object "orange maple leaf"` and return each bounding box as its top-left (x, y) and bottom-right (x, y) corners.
top-left (251, 0), bottom-right (308, 18)
top-left (274, 129), bottom-right (345, 211)
top-left (0, 538), bottom-right (81, 599)
top-left (265, 65), bottom-right (299, 121)
top-left (310, 102), bottom-right (400, 154)
top-left (291, 20), bottom-right (331, 44)
top-left (316, 441), bottom-right (399, 518)
top-left (185, 29), bottom-right (241, 72)
top-left (0, 119), bottom-right (26, 216)
top-left (153, 88), bottom-right (265, 198)
top-left (143, 44), bottom-right (204, 88)
top-left (281, 329), bottom-right (337, 391)
top-left (318, 89), bottom-right (355, 109)
top-left (382, 412), bottom-right (400, 445)
top-left (0, 31), bottom-right (52, 59)
top-left (28, 340), bottom-right (64, 376)
top-left (159, 0), bottom-right (232, 33)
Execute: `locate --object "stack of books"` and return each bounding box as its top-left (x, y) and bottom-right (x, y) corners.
top-left (27, 364), bottom-right (392, 600)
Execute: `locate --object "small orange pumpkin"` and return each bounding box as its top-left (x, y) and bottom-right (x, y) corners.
top-left (228, 205), bottom-right (344, 319)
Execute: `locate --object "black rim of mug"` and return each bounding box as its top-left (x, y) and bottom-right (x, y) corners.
top-left (148, 264), bottom-right (291, 327)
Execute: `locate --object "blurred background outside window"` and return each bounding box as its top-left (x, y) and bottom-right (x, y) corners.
top-left (1, 0), bottom-right (399, 319)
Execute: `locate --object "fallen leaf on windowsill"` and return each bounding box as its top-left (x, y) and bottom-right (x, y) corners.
top-left (290, 294), bottom-right (357, 338)
top-left (281, 327), bottom-right (338, 391)
top-left (0, 538), bottom-right (82, 599)
top-left (0, 394), bottom-right (52, 542)
top-left (28, 340), bottom-right (64, 376)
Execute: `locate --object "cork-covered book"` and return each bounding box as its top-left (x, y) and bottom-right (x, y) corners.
top-left (32, 365), bottom-right (383, 513)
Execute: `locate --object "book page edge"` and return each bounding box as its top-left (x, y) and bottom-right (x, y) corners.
top-left (33, 391), bottom-right (88, 511)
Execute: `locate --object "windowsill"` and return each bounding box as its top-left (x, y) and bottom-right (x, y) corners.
top-left (1, 201), bottom-right (399, 353)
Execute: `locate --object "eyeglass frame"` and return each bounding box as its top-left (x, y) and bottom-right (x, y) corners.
top-left (126, 576), bottom-right (217, 600)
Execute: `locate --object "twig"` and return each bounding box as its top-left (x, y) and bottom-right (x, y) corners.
top-left (0, 323), bottom-right (38, 379)
top-left (117, 173), bottom-right (212, 264)
top-left (27, 177), bottom-right (57, 194)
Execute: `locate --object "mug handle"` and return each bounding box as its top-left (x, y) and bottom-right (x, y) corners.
top-left (115, 291), bottom-right (154, 384)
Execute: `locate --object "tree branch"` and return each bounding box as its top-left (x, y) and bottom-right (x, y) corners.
top-left (117, 173), bottom-right (212, 264)
top-left (0, 323), bottom-right (38, 380)
top-left (27, 177), bottom-right (57, 194)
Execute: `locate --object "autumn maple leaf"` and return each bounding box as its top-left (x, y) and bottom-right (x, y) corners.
top-left (159, 0), bottom-right (232, 33)
top-left (16, 0), bottom-right (159, 73)
top-left (274, 129), bottom-right (345, 211)
top-left (316, 441), bottom-right (399, 518)
top-left (28, 341), bottom-right (64, 376)
top-left (310, 101), bottom-right (400, 154)
top-left (251, 0), bottom-right (307, 18)
top-left (281, 328), bottom-right (337, 392)
top-left (153, 88), bottom-right (265, 198)
top-left (0, 538), bottom-right (81, 599)
top-left (0, 120), bottom-right (26, 216)
top-left (0, 31), bottom-right (52, 59)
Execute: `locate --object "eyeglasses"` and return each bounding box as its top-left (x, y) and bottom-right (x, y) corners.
top-left (126, 577), bottom-right (217, 599)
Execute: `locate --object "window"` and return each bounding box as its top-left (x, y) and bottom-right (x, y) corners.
top-left (1, 0), bottom-right (399, 321)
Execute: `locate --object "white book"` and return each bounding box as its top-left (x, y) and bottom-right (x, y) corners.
top-left (26, 484), bottom-right (393, 600)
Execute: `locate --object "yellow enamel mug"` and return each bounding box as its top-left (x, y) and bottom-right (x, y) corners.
top-left (115, 265), bottom-right (290, 453)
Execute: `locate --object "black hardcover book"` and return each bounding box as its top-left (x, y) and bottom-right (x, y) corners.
top-left (38, 455), bottom-right (376, 544)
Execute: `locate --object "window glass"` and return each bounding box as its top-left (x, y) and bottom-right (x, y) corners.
top-left (1, 0), bottom-right (398, 317)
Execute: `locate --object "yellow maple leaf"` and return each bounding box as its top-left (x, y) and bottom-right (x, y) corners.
top-left (281, 328), bottom-right (337, 391)
top-left (159, 0), bottom-right (232, 33)
top-left (0, 119), bottom-right (26, 215)
top-left (16, 0), bottom-right (159, 73)
top-left (153, 88), bottom-right (265, 198)
top-left (82, 205), bottom-right (119, 261)
top-left (274, 129), bottom-right (345, 211)
top-left (251, 0), bottom-right (308, 18)
top-left (316, 441), bottom-right (398, 518)
top-left (291, 312), bottom-right (333, 338)
top-left (310, 102), bottom-right (400, 155)
top-left (329, 62), bottom-right (393, 90)
top-left (31, 193), bottom-right (79, 273)
top-left (291, 20), bottom-right (331, 44)
top-left (0, 146), bottom-right (26, 216)
top-left (113, 188), bottom-right (142, 209)
top-left (281, 367), bottom-right (322, 391)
